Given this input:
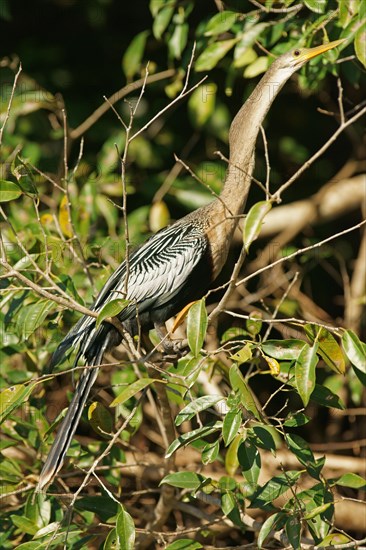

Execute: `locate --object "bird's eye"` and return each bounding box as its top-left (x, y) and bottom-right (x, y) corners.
top-left (294, 49), bottom-right (301, 57)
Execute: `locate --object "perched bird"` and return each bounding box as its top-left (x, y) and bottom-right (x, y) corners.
top-left (37, 39), bottom-right (344, 490)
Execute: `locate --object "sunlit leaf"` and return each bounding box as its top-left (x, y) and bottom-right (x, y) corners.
top-left (342, 329), bottom-right (366, 385)
top-left (187, 299), bottom-right (207, 356)
top-left (166, 540), bottom-right (203, 550)
top-left (263, 355), bottom-right (280, 375)
top-left (58, 194), bottom-right (73, 238)
top-left (230, 342), bottom-right (252, 364)
top-left (262, 339), bottom-right (307, 360)
top-left (243, 201), bottom-right (272, 252)
top-left (243, 56), bottom-right (270, 78)
top-left (165, 422), bottom-right (223, 457)
top-left (204, 11), bottom-right (237, 36)
top-left (305, 325), bottom-right (345, 374)
top-left (355, 23), bottom-right (366, 68)
top-left (110, 378), bottom-right (158, 407)
top-left (195, 39), bottom-right (238, 71)
top-left (257, 512), bottom-right (287, 548)
top-left (304, 0), bottom-right (326, 13)
top-left (149, 200), bottom-right (170, 232)
top-left (225, 434), bottom-right (243, 476)
top-left (152, 4), bottom-right (174, 39)
top-left (96, 298), bottom-right (130, 328)
top-left (0, 384), bottom-right (33, 424)
top-left (0, 180), bottom-right (22, 202)
top-left (339, 0), bottom-right (359, 28)
top-left (122, 30), bottom-right (149, 80)
top-left (250, 471), bottom-right (301, 508)
top-left (202, 439), bottom-right (220, 464)
top-left (88, 402), bottom-right (113, 437)
top-left (16, 299), bottom-right (55, 341)
top-left (335, 472), bottom-right (366, 489)
top-left (222, 408), bottom-right (242, 446)
top-left (188, 83), bottom-right (217, 127)
top-left (161, 471), bottom-right (205, 490)
top-left (295, 343), bottom-right (318, 406)
top-left (116, 505), bottom-right (135, 550)
top-left (229, 364), bottom-right (262, 420)
top-left (168, 22), bottom-right (189, 60)
top-left (175, 395), bottom-right (224, 426)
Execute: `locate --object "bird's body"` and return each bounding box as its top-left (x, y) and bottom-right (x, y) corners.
top-left (37, 39), bottom-right (343, 490)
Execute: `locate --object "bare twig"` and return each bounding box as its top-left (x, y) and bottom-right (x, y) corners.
top-left (70, 69), bottom-right (175, 140)
top-left (0, 62), bottom-right (22, 145)
top-left (273, 105), bottom-right (366, 201)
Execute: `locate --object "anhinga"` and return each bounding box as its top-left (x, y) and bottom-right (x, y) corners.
top-left (37, 39), bottom-right (343, 490)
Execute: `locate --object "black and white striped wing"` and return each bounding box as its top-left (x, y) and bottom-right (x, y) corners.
top-left (94, 222), bottom-right (208, 314)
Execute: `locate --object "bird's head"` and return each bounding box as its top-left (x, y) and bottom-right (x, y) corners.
top-left (271, 38), bottom-right (345, 79)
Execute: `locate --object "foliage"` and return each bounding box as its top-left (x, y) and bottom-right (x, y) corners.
top-left (0, 0), bottom-right (365, 548)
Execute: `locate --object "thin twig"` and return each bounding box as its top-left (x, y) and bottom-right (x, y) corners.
top-left (273, 105), bottom-right (366, 200)
top-left (70, 69), bottom-right (175, 140)
top-left (0, 62), bottom-right (22, 145)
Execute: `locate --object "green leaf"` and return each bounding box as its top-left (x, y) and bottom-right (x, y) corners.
top-left (295, 343), bottom-right (318, 406)
top-left (175, 395), bottom-right (224, 426)
top-left (116, 505), bottom-right (135, 550)
top-left (122, 30), bottom-right (149, 80)
top-left (0, 180), bottom-right (23, 202)
top-left (243, 56), bottom-right (270, 78)
top-left (305, 325), bottom-right (345, 374)
top-left (0, 384), bottom-right (34, 423)
top-left (285, 516), bottom-right (301, 550)
top-left (110, 378), bottom-right (157, 407)
top-left (318, 533), bottom-right (352, 547)
top-left (257, 512), bottom-right (287, 548)
top-left (311, 384), bottom-right (345, 409)
top-left (283, 412), bottom-right (310, 427)
top-left (355, 23), bottom-right (366, 68)
top-left (339, 0), bottom-right (359, 28)
top-left (335, 472), bottom-right (366, 489)
top-left (229, 364), bottom-right (262, 420)
top-left (187, 299), bottom-right (208, 356)
top-left (169, 22), bottom-right (189, 59)
top-left (285, 434), bottom-right (324, 480)
top-left (188, 84), bottom-right (217, 128)
top-left (230, 342), bottom-right (252, 364)
top-left (342, 330), bottom-right (366, 385)
top-left (233, 23), bottom-right (267, 66)
top-left (251, 425), bottom-right (277, 452)
top-left (152, 4), bottom-right (174, 39)
top-left (165, 422), bottom-right (223, 457)
top-left (225, 434), bottom-right (243, 476)
top-left (250, 471), bottom-right (301, 509)
top-left (88, 401), bottom-right (113, 437)
top-left (243, 201), bottom-right (272, 252)
top-left (222, 408), bottom-right (242, 446)
top-left (304, 502), bottom-right (333, 520)
top-left (161, 471), bottom-right (205, 490)
top-left (166, 540), bottom-right (203, 550)
top-left (238, 439), bottom-right (261, 487)
top-left (96, 298), bottom-right (130, 328)
top-left (262, 339), bottom-right (306, 360)
top-left (202, 439), bottom-right (220, 464)
top-left (10, 515), bottom-right (38, 535)
top-left (195, 38), bottom-right (238, 71)
top-left (204, 11), bottom-right (237, 36)
top-left (16, 299), bottom-right (55, 341)
top-left (304, 0), bottom-right (326, 13)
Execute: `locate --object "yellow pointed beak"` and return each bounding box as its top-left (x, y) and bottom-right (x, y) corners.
top-left (299, 38), bottom-right (346, 62)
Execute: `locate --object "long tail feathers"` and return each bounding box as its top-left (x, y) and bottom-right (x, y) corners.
top-left (36, 325), bottom-right (112, 491)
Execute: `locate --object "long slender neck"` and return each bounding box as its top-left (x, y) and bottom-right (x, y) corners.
top-left (219, 62), bottom-right (288, 211)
